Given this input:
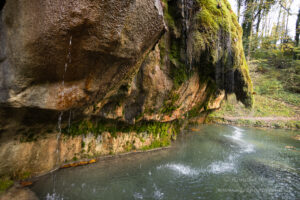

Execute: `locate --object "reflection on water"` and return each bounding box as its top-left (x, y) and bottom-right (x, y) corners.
top-left (30, 125), bottom-right (300, 200)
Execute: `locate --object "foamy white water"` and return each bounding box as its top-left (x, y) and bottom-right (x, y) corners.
top-left (226, 126), bottom-right (255, 153)
top-left (133, 192), bottom-right (143, 200)
top-left (208, 161), bottom-right (236, 174)
top-left (46, 192), bottom-right (64, 200)
top-left (207, 126), bottom-right (255, 174)
top-left (153, 183), bottom-right (164, 200)
top-left (157, 163), bottom-right (201, 176)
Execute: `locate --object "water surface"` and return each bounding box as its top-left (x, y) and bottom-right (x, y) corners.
top-left (31, 125), bottom-right (300, 200)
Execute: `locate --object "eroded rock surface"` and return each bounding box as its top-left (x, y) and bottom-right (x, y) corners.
top-left (0, 0), bottom-right (253, 178)
top-left (0, 0), bottom-right (165, 110)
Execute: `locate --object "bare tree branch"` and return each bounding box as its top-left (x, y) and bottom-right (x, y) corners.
top-left (278, 1), bottom-right (297, 15)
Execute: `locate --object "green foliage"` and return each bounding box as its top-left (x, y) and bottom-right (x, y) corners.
top-left (256, 78), bottom-right (283, 95)
top-left (286, 121), bottom-right (300, 129)
top-left (142, 124), bottom-right (172, 150)
top-left (252, 59), bottom-right (300, 105)
top-left (208, 58), bottom-right (300, 130)
top-left (253, 96), bottom-right (295, 117)
top-left (211, 94), bottom-right (295, 118)
top-left (81, 141), bottom-right (85, 148)
top-left (142, 120), bottom-right (182, 150)
top-left (0, 177), bottom-right (13, 193)
top-left (251, 22), bottom-right (300, 94)
top-left (162, 0), bottom-right (177, 33)
top-left (63, 119), bottom-right (180, 144)
top-left (169, 40), bottom-right (189, 89)
top-left (125, 142), bottom-right (134, 152)
top-left (160, 92), bottom-right (180, 114)
top-left (18, 172), bottom-right (31, 180)
top-left (20, 130), bottom-right (39, 143)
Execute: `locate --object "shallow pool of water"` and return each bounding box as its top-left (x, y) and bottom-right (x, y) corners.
top-left (31, 125), bottom-right (300, 200)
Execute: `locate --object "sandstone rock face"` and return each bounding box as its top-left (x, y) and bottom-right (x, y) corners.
top-left (0, 0), bottom-right (165, 110)
top-left (0, 130), bottom-right (157, 177)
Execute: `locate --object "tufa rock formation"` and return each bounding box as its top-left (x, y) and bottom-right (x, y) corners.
top-left (0, 0), bottom-right (252, 178)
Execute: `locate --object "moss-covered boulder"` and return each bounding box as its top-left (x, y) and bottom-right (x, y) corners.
top-left (94, 0), bottom-right (253, 123)
top-left (193, 0), bottom-right (253, 107)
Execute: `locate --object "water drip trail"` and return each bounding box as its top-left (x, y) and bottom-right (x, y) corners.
top-left (56, 35), bottom-right (73, 166)
top-left (51, 35), bottom-right (73, 200)
top-left (181, 0), bottom-right (194, 120)
top-left (181, 0), bottom-right (188, 70)
top-left (181, 0), bottom-right (193, 74)
top-left (68, 110), bottom-right (72, 133)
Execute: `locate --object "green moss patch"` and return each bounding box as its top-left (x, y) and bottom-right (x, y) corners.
top-left (160, 92), bottom-right (180, 115)
top-left (142, 120), bottom-right (181, 150)
top-left (63, 119), bottom-right (180, 138)
top-left (63, 119), bottom-right (182, 151)
top-left (161, 0), bottom-right (190, 89)
top-left (0, 177), bottom-right (13, 194)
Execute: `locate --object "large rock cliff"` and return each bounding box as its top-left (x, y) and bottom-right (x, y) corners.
top-left (0, 0), bottom-right (252, 178)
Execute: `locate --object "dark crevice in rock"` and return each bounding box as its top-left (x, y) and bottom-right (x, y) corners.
top-left (234, 69), bottom-right (252, 107)
top-left (0, 0), bottom-right (9, 104)
top-left (0, 0), bottom-right (5, 11)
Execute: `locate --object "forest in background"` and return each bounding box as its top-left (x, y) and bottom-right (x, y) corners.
top-left (209, 0), bottom-right (300, 129)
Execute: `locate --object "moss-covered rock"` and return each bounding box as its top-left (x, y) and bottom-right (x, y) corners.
top-left (0, 0), bottom-right (253, 179)
top-left (192, 0), bottom-right (253, 107)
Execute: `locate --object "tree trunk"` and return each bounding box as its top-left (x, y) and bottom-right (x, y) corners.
top-left (242, 0), bottom-right (256, 58)
top-left (255, 0), bottom-right (264, 33)
top-left (294, 8), bottom-right (300, 59)
top-left (274, 6), bottom-right (282, 46)
top-left (281, 10), bottom-right (286, 44)
top-left (295, 8), bottom-right (300, 47)
top-left (283, 0), bottom-right (294, 42)
top-left (246, 1), bottom-right (256, 61)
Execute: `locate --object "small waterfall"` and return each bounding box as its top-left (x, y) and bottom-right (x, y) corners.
top-left (68, 110), bottom-right (72, 132)
top-left (61, 35), bottom-right (72, 105)
top-left (56, 35), bottom-right (73, 166)
top-left (50, 35), bottom-right (73, 200)
top-left (181, 0), bottom-right (193, 73)
top-left (57, 112), bottom-right (63, 136)
top-left (181, 0), bottom-right (194, 119)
